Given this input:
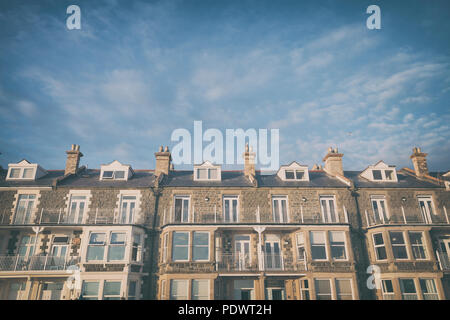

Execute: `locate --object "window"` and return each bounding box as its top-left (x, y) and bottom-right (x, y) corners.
top-left (103, 281), bottom-right (121, 300)
top-left (329, 231), bottom-right (346, 260)
top-left (101, 170), bottom-right (126, 180)
top-left (420, 279), bottom-right (439, 300)
top-left (196, 168), bottom-right (217, 180)
top-left (22, 168), bottom-right (34, 179)
top-left (336, 279), bottom-right (353, 300)
top-left (108, 232), bottom-right (126, 261)
top-left (372, 233), bottom-right (387, 260)
top-left (418, 197), bottom-right (435, 224)
top-left (131, 234), bottom-right (142, 262)
top-left (385, 170), bottom-right (394, 180)
top-left (381, 280), bottom-right (394, 300)
top-left (18, 235), bottom-right (35, 258)
top-left (87, 233), bottom-right (106, 261)
top-left (162, 233), bottom-right (168, 262)
top-left (285, 170), bottom-right (305, 180)
top-left (174, 196), bottom-right (190, 223)
top-left (320, 196), bottom-right (338, 223)
top-left (315, 279), bottom-right (332, 300)
top-left (409, 232), bottom-right (427, 260)
top-left (81, 281), bottom-right (99, 300)
top-left (67, 195), bottom-right (86, 224)
top-left (14, 194), bottom-right (36, 224)
top-left (272, 196), bottom-right (288, 223)
top-left (390, 232), bottom-right (408, 259)
top-left (310, 231), bottom-right (327, 260)
top-left (193, 232), bottom-right (209, 261)
top-left (172, 232), bottom-right (189, 261)
top-left (372, 170), bottom-right (382, 180)
top-left (300, 279), bottom-right (310, 300)
top-left (223, 196), bottom-right (239, 222)
top-left (128, 281), bottom-right (137, 300)
top-left (371, 197), bottom-right (389, 224)
top-left (170, 280), bottom-right (188, 300)
top-left (9, 168), bottom-right (21, 178)
top-left (119, 195), bottom-right (136, 224)
top-left (400, 279), bottom-right (418, 300)
top-left (192, 280), bottom-right (209, 300)
top-left (296, 233), bottom-right (305, 261)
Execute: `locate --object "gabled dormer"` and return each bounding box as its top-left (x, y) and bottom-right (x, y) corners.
top-left (6, 159), bottom-right (47, 181)
top-left (193, 161), bottom-right (221, 181)
top-left (444, 171), bottom-right (450, 190)
top-left (360, 160), bottom-right (398, 182)
top-left (277, 162), bottom-right (310, 181)
top-left (99, 160), bottom-right (133, 181)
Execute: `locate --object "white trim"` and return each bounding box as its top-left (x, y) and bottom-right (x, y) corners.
top-left (6, 160), bottom-right (47, 181)
top-left (360, 161), bottom-right (398, 182)
top-left (100, 160), bottom-right (132, 181)
top-left (193, 161), bottom-right (221, 181)
top-left (277, 162), bottom-right (309, 181)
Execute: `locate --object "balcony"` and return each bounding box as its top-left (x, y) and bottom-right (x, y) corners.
top-left (0, 255), bottom-right (81, 272)
top-left (436, 251), bottom-right (450, 272)
top-left (364, 209), bottom-right (449, 227)
top-left (0, 208), bottom-right (145, 226)
top-left (215, 253), bottom-right (307, 273)
top-left (161, 206), bottom-right (349, 225)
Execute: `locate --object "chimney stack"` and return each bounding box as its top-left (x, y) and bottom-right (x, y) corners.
top-left (155, 145), bottom-right (172, 176)
top-left (323, 147), bottom-right (344, 176)
top-left (243, 143), bottom-right (256, 177)
top-left (410, 147), bottom-right (429, 177)
top-left (65, 144), bottom-right (83, 175)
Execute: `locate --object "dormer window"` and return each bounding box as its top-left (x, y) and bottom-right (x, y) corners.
top-left (361, 161), bottom-right (398, 182)
top-left (277, 162), bottom-right (309, 181)
top-left (99, 161), bottom-right (132, 181)
top-left (193, 161), bottom-right (221, 181)
top-left (285, 170), bottom-right (305, 180)
top-left (6, 160), bottom-right (47, 181)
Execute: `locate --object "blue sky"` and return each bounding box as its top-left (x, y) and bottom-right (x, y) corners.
top-left (0, 0), bottom-right (449, 172)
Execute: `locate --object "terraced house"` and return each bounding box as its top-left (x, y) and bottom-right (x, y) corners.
top-left (0, 144), bottom-right (449, 300)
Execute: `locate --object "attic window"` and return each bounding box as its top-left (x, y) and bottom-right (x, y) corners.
top-left (385, 170), bottom-right (394, 180)
top-left (193, 162), bottom-right (221, 181)
top-left (6, 160), bottom-right (46, 181)
top-left (9, 167), bottom-right (35, 179)
top-left (9, 168), bottom-right (21, 178)
top-left (285, 170), bottom-right (305, 180)
top-left (372, 170), bottom-right (382, 180)
top-left (102, 170), bottom-right (125, 180)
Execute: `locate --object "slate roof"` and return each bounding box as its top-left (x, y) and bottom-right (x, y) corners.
top-left (161, 170), bottom-right (253, 187)
top-left (0, 169), bottom-right (65, 187)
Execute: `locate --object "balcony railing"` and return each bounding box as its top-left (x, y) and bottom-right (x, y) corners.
top-left (0, 208), bottom-right (145, 226)
top-left (365, 209), bottom-right (449, 227)
top-left (161, 206), bottom-right (349, 225)
top-left (436, 251), bottom-right (450, 272)
top-left (215, 253), bottom-right (307, 272)
top-left (0, 255), bottom-right (80, 272)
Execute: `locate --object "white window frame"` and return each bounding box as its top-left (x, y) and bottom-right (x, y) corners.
top-left (310, 231), bottom-right (328, 261)
top-left (162, 233), bottom-right (169, 263)
top-left (172, 231), bottom-right (190, 262)
top-left (314, 278), bottom-right (332, 300)
top-left (319, 195), bottom-right (339, 223)
top-left (191, 279), bottom-right (210, 300)
top-left (389, 231), bottom-right (409, 260)
top-left (170, 279), bottom-right (189, 300)
top-left (329, 231), bottom-right (347, 261)
top-left (193, 162), bottom-right (221, 181)
top-left (335, 278), bottom-right (354, 300)
top-left (81, 281), bottom-right (100, 300)
top-left (408, 231), bottom-right (428, 260)
top-left (108, 232), bottom-right (127, 262)
top-left (400, 278), bottom-right (418, 300)
top-left (223, 195), bottom-right (239, 223)
top-left (372, 232), bottom-right (387, 261)
top-left (284, 170), bottom-right (306, 180)
top-left (418, 196), bottom-right (436, 224)
top-left (7, 167), bottom-right (36, 180)
top-left (381, 279), bottom-right (395, 300)
top-left (102, 281), bottom-right (122, 300)
top-left (192, 231), bottom-right (210, 262)
top-left (173, 196), bottom-right (190, 223)
top-left (295, 232), bottom-right (305, 261)
top-left (371, 196), bottom-right (390, 224)
top-left (419, 278), bottom-right (439, 300)
top-left (272, 196), bottom-right (289, 223)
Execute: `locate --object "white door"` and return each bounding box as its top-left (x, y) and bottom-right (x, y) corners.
top-left (67, 195), bottom-right (86, 224)
top-left (265, 236), bottom-right (282, 270)
top-left (272, 197), bottom-right (288, 223)
top-left (174, 197), bottom-right (190, 223)
top-left (120, 196), bottom-right (136, 224)
top-left (234, 236), bottom-right (251, 270)
top-left (418, 197), bottom-right (434, 224)
top-left (320, 196), bottom-right (337, 223)
top-left (371, 198), bottom-right (389, 223)
top-left (14, 195), bottom-right (35, 224)
top-left (223, 196), bottom-right (238, 222)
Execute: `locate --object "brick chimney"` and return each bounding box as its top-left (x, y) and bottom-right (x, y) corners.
top-left (410, 147), bottom-right (429, 177)
top-left (65, 144), bottom-right (83, 175)
top-left (155, 146), bottom-right (172, 176)
top-left (323, 147), bottom-right (344, 176)
top-left (243, 143), bottom-right (256, 177)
